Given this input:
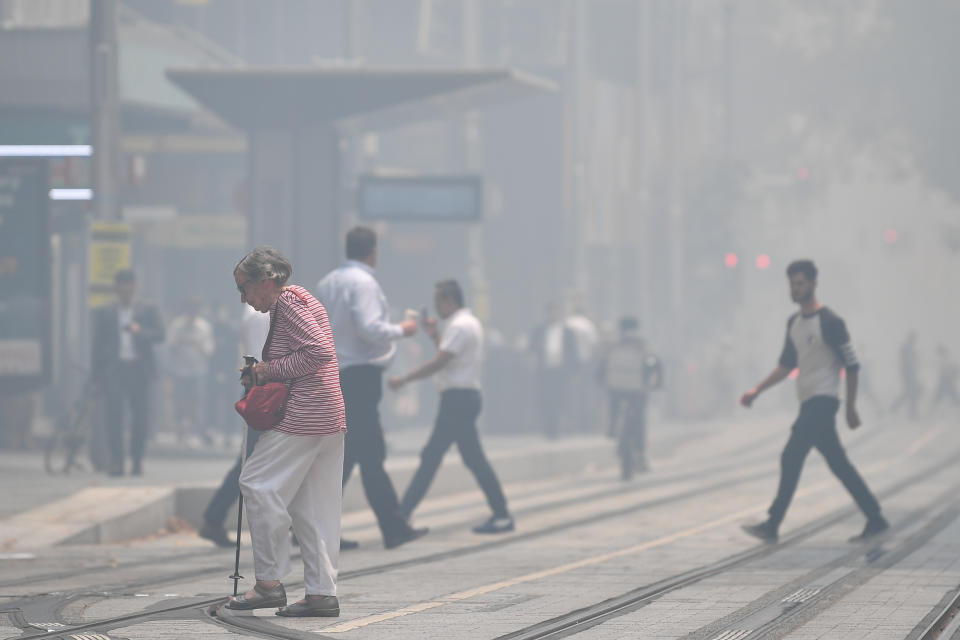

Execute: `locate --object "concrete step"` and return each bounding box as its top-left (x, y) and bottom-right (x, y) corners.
top-left (0, 435), bottom-right (618, 550)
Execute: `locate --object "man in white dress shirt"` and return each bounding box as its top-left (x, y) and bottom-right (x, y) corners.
top-left (389, 279), bottom-right (514, 535)
top-left (317, 226), bottom-right (427, 550)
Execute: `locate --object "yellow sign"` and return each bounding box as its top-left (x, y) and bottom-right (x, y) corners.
top-left (89, 221), bottom-right (131, 308)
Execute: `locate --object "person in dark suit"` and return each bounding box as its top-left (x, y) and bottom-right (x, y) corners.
top-left (91, 269), bottom-right (164, 476)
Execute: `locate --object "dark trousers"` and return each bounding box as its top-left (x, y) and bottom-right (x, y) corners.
top-left (768, 396), bottom-right (881, 528)
top-left (401, 389), bottom-right (509, 519)
top-left (610, 391), bottom-right (647, 476)
top-left (340, 365), bottom-right (410, 541)
top-left (104, 362), bottom-right (150, 469)
top-left (537, 369), bottom-right (568, 439)
top-left (203, 427), bottom-right (261, 527)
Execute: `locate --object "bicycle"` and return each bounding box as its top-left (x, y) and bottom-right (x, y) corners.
top-left (44, 375), bottom-right (104, 475)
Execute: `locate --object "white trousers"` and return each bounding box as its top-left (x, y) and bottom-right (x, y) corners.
top-left (239, 429), bottom-right (344, 595)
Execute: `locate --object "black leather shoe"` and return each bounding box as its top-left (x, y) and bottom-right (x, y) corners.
top-left (340, 538), bottom-right (359, 551)
top-left (276, 596), bottom-right (339, 617)
top-left (384, 526), bottom-right (429, 550)
top-left (199, 522), bottom-right (233, 548)
top-left (848, 516), bottom-right (889, 542)
top-left (226, 583), bottom-right (286, 610)
top-left (742, 521), bottom-right (778, 543)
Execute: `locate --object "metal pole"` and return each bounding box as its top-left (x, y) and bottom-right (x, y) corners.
top-left (636, 0), bottom-right (650, 332)
top-left (89, 0), bottom-right (120, 221)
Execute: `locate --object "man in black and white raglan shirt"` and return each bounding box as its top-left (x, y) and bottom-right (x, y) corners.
top-left (740, 259), bottom-right (888, 543)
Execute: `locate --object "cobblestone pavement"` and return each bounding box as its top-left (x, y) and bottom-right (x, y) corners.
top-left (1, 412), bottom-right (958, 639)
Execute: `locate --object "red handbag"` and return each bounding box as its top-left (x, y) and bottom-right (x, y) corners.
top-left (235, 382), bottom-right (288, 431)
top-left (234, 289), bottom-right (304, 431)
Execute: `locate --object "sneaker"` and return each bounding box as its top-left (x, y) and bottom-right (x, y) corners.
top-left (473, 515), bottom-right (515, 535)
top-left (848, 516), bottom-right (889, 543)
top-left (741, 521), bottom-right (778, 543)
top-left (384, 526), bottom-right (428, 550)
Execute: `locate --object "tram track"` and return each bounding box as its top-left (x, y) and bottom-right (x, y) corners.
top-left (0, 446), bottom-right (787, 639)
top-left (488, 449), bottom-right (960, 640)
top-left (0, 424), bottom-right (925, 640)
top-left (916, 582), bottom-right (960, 640)
top-left (0, 427), bottom-right (788, 594)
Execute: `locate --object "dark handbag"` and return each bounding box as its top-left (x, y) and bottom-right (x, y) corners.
top-left (234, 290), bottom-right (301, 431)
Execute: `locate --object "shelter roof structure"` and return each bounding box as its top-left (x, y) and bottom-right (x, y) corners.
top-left (166, 66), bottom-right (557, 131)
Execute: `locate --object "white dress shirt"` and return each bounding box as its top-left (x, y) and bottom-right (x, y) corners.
top-left (118, 306), bottom-right (136, 362)
top-left (316, 260), bottom-right (404, 370)
top-left (241, 305), bottom-right (271, 357)
top-left (437, 308), bottom-right (483, 391)
top-left (167, 315), bottom-right (215, 377)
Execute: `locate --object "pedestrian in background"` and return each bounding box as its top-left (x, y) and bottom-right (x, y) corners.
top-left (928, 343), bottom-right (960, 415)
top-left (199, 305), bottom-right (271, 548)
top-left (91, 269), bottom-right (165, 476)
top-left (317, 226), bottom-right (428, 550)
top-left (226, 247), bottom-right (346, 618)
top-left (167, 295), bottom-right (214, 441)
top-left (529, 301), bottom-right (578, 439)
top-left (390, 279), bottom-right (514, 535)
top-left (207, 303), bottom-right (241, 435)
top-left (566, 302), bottom-right (599, 433)
top-left (890, 331), bottom-right (922, 420)
top-left (598, 317), bottom-right (661, 479)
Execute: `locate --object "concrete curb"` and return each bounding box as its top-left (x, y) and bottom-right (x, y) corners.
top-left (0, 436), bottom-right (617, 549)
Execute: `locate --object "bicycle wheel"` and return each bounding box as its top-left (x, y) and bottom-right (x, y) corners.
top-left (44, 400), bottom-right (91, 475)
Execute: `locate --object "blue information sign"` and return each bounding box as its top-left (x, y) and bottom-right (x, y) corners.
top-left (358, 175), bottom-right (482, 222)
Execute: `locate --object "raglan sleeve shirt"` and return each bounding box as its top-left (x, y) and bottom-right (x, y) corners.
top-left (821, 310), bottom-right (860, 373)
top-left (778, 314), bottom-right (799, 370)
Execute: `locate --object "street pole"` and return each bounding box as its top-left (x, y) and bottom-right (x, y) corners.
top-left (89, 0), bottom-right (120, 221)
top-left (462, 0), bottom-right (488, 322)
top-left (666, 0), bottom-right (686, 417)
top-left (636, 0), bottom-right (650, 334)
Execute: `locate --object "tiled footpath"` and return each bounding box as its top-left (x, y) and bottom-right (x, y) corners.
top-left (0, 412), bottom-right (957, 639)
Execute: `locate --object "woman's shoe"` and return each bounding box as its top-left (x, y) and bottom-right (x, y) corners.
top-left (276, 596), bottom-right (340, 617)
top-left (225, 582), bottom-right (287, 610)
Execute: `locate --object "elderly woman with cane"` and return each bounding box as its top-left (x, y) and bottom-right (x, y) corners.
top-left (226, 247), bottom-right (346, 617)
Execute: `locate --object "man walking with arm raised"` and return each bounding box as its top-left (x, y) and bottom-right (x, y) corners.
top-left (389, 279), bottom-right (514, 534)
top-left (740, 259), bottom-right (888, 543)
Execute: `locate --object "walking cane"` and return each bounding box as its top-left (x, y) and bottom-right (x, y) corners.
top-left (229, 357), bottom-right (257, 596)
top-left (228, 425), bottom-right (249, 596)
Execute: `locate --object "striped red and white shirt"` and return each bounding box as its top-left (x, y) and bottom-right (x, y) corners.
top-left (263, 285), bottom-right (346, 436)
